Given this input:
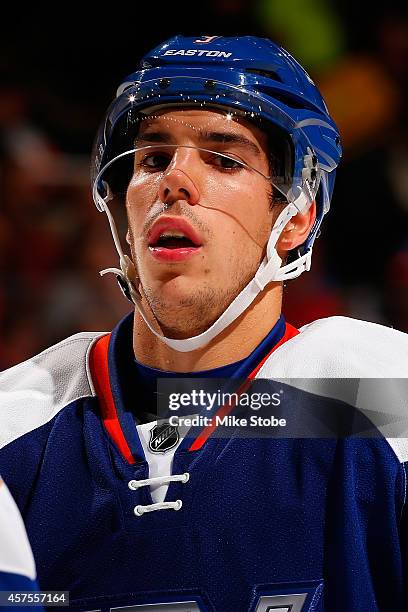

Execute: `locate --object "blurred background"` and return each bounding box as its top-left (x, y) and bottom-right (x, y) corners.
top-left (1, 0), bottom-right (407, 368)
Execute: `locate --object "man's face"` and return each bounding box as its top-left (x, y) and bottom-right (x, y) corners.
top-left (126, 108), bottom-right (278, 338)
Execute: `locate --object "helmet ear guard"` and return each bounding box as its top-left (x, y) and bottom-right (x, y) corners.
top-left (91, 35), bottom-right (342, 351)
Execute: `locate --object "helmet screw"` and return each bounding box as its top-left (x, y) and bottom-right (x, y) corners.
top-left (204, 80), bottom-right (217, 89)
top-left (159, 78), bottom-right (171, 89)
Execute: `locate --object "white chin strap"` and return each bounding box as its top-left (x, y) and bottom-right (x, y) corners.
top-left (97, 187), bottom-right (312, 353)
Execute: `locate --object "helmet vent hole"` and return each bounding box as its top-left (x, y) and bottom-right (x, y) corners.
top-left (257, 88), bottom-right (317, 112)
top-left (246, 68), bottom-right (283, 82)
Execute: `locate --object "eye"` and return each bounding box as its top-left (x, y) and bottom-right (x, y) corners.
top-left (211, 154), bottom-right (244, 171)
top-left (139, 153), bottom-right (171, 171)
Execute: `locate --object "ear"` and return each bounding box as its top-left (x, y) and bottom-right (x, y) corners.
top-left (126, 229), bottom-right (131, 245)
top-left (277, 201), bottom-right (316, 256)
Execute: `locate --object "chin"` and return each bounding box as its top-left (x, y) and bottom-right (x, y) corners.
top-left (153, 273), bottom-right (203, 298)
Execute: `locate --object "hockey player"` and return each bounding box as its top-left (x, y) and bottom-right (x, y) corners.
top-left (1, 35), bottom-right (408, 611)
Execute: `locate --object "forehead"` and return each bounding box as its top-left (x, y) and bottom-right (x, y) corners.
top-left (136, 108), bottom-right (269, 151)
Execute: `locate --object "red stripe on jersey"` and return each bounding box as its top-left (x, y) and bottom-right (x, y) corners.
top-left (89, 334), bottom-right (136, 465)
top-left (188, 322), bottom-right (300, 452)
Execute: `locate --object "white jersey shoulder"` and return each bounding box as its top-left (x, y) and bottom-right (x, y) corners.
top-left (0, 332), bottom-right (106, 450)
top-left (260, 316), bottom-right (408, 378)
top-left (258, 316), bottom-right (408, 463)
top-left (0, 477), bottom-right (36, 580)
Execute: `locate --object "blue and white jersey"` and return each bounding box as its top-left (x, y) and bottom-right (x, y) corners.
top-left (0, 477), bottom-right (43, 610)
top-left (0, 312), bottom-right (408, 611)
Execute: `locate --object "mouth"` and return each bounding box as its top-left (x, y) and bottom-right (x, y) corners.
top-left (147, 217), bottom-right (203, 262)
top-left (151, 234), bottom-right (199, 249)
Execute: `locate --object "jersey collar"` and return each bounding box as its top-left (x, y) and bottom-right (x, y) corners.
top-left (90, 312), bottom-right (299, 463)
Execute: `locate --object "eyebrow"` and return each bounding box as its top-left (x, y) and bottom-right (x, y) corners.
top-left (135, 129), bottom-right (262, 157)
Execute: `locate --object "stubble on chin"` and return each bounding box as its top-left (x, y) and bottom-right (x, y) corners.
top-left (140, 262), bottom-right (258, 339)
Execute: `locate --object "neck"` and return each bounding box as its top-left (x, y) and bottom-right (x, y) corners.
top-left (132, 284), bottom-right (283, 372)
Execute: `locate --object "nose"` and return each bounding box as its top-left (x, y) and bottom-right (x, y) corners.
top-left (158, 154), bottom-right (200, 206)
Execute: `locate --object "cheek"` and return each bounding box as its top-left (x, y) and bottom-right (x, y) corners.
top-left (209, 199), bottom-right (271, 271)
top-left (127, 174), bottom-right (159, 208)
top-left (126, 175), bottom-right (160, 235)
top-left (219, 180), bottom-right (273, 245)
top-left (246, 180), bottom-right (274, 239)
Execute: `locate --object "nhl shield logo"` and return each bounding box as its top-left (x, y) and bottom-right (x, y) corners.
top-left (149, 423), bottom-right (179, 453)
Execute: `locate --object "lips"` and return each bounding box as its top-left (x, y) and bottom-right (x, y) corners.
top-left (148, 217), bottom-right (203, 247)
top-left (147, 216), bottom-right (203, 262)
